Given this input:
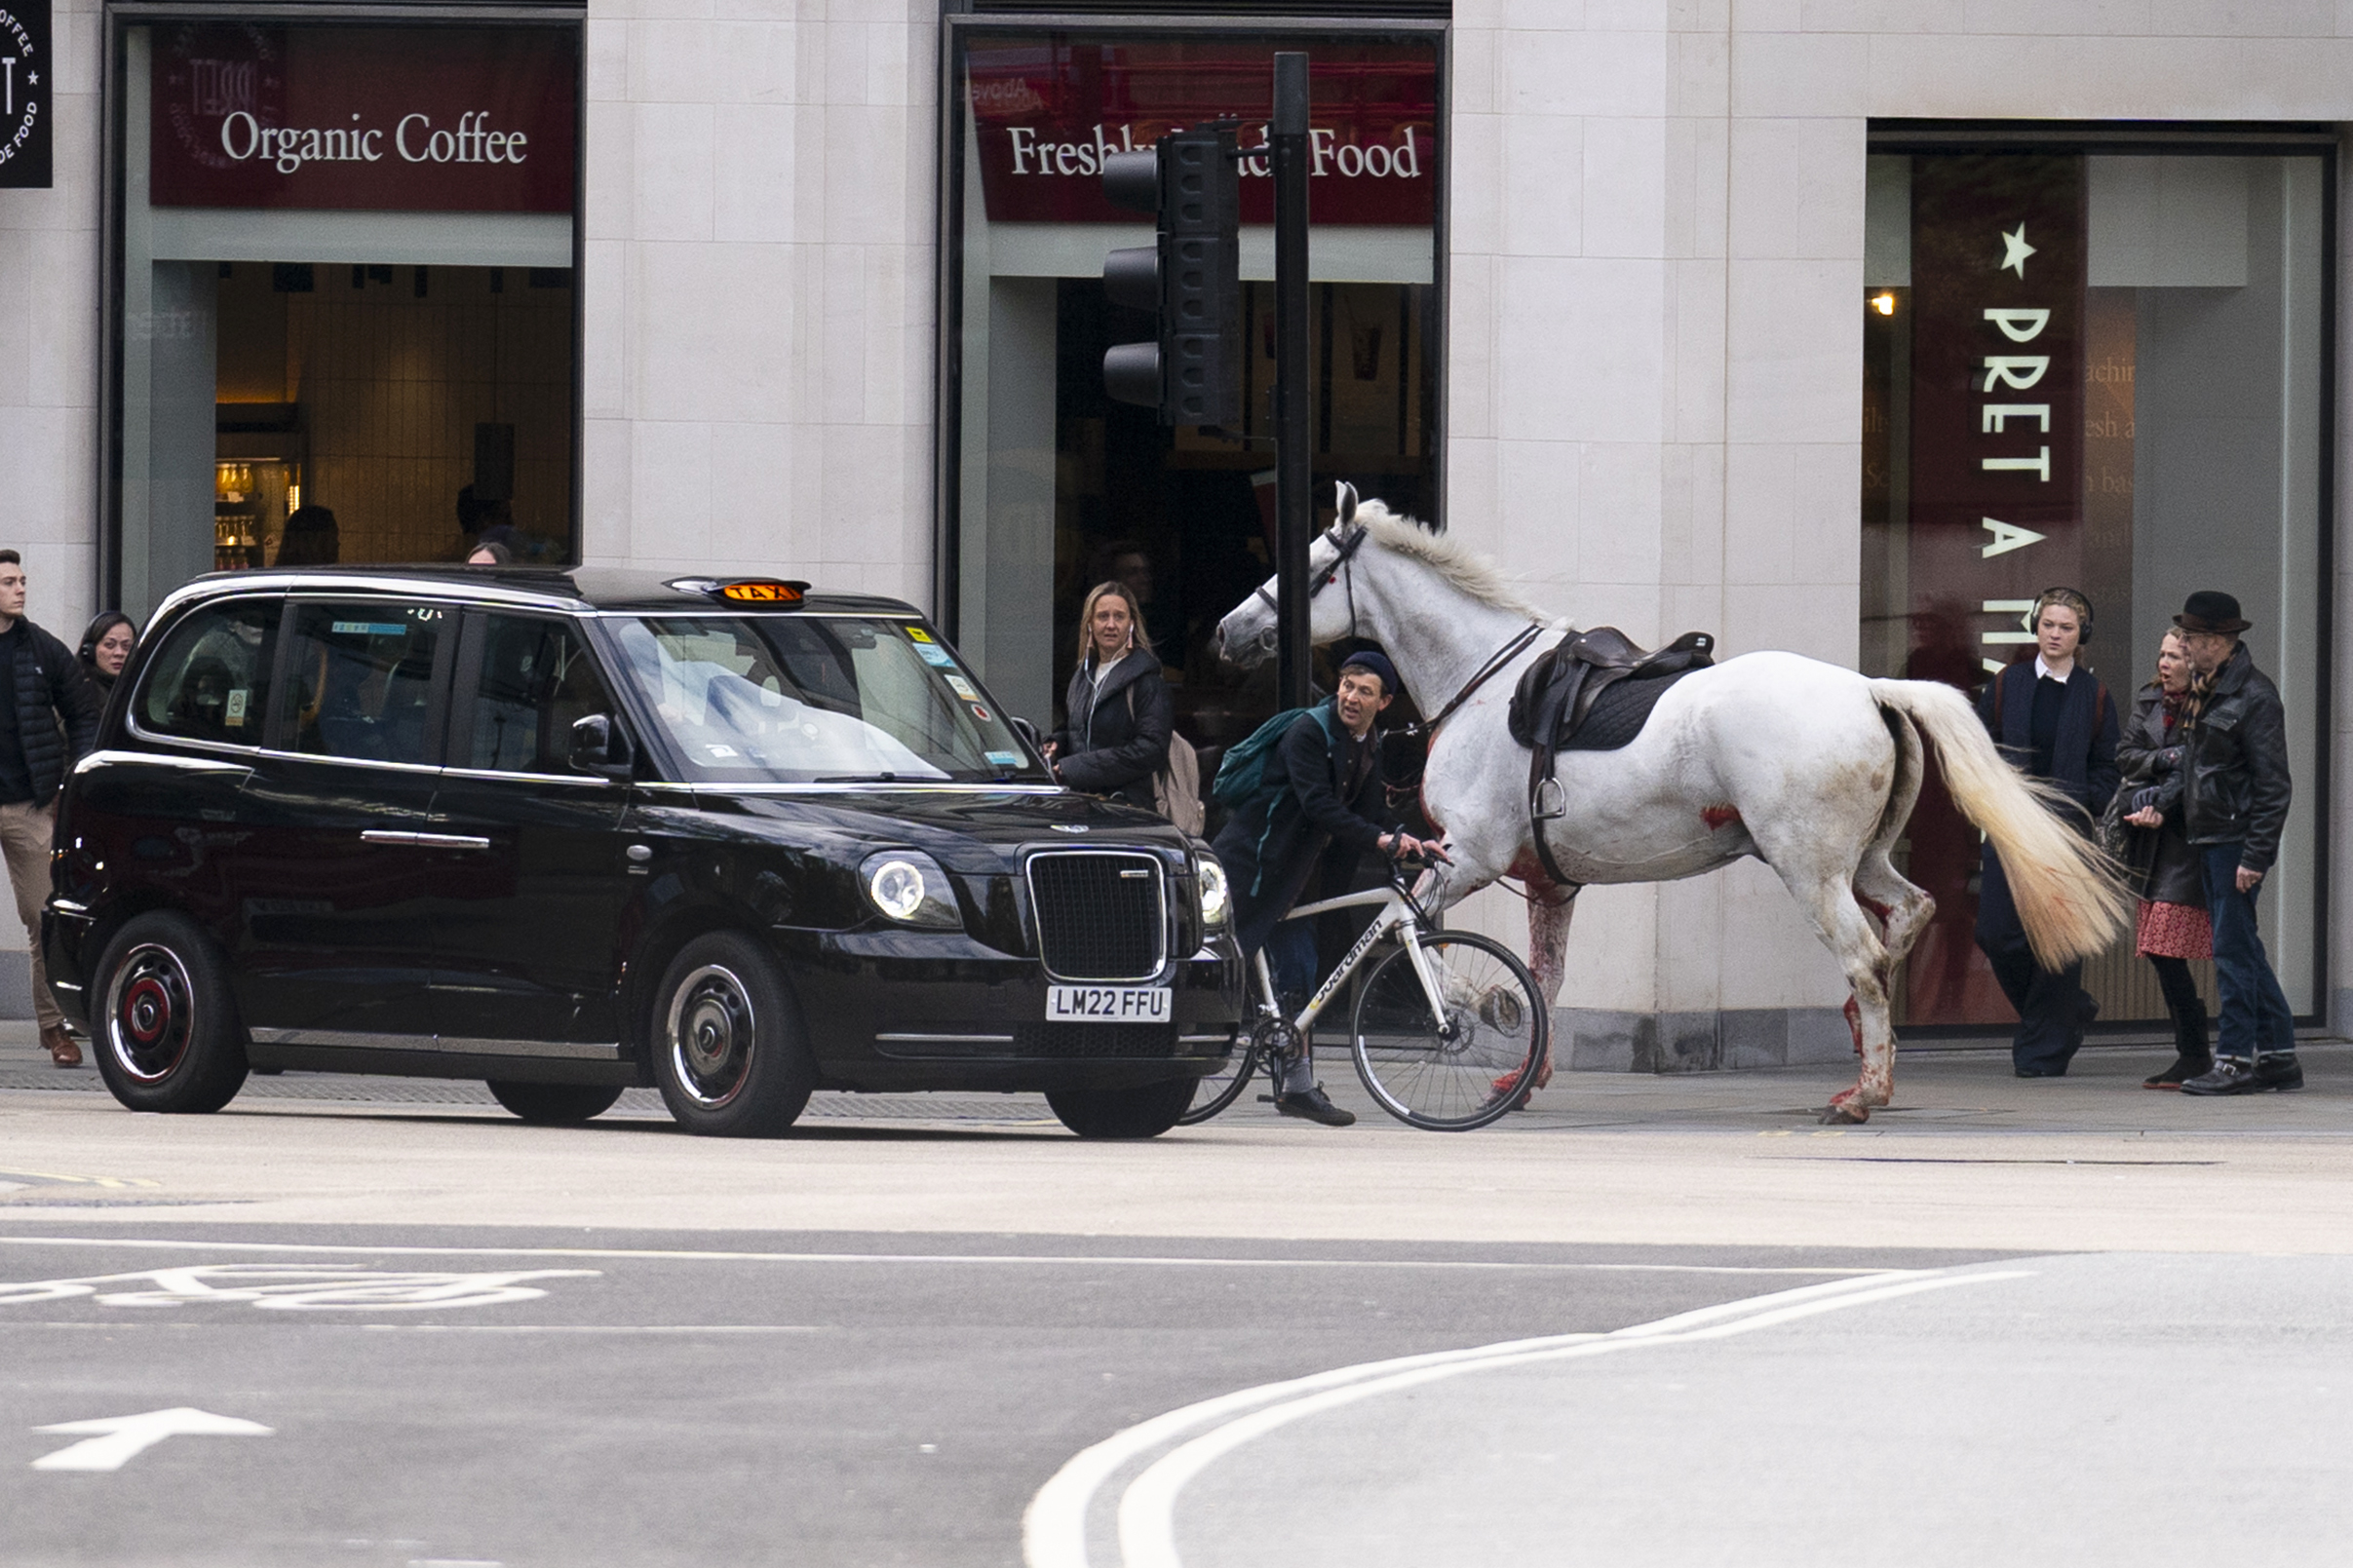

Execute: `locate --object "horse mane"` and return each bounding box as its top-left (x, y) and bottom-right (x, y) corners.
top-left (1353, 500), bottom-right (1547, 620)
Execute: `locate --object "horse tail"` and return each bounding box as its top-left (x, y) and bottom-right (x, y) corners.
top-left (1866, 678), bottom-right (2131, 969)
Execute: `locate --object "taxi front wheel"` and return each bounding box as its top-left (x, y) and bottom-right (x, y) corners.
top-left (1046, 1077), bottom-right (1195, 1139)
top-left (649, 933), bottom-right (816, 1136)
top-left (91, 910), bottom-right (250, 1115)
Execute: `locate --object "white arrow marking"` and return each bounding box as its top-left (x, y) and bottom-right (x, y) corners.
top-left (31, 1407), bottom-right (273, 1472)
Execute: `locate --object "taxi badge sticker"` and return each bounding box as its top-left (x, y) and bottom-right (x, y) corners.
top-left (905, 627), bottom-right (936, 643)
top-left (945, 674), bottom-right (977, 699)
top-left (224, 690), bottom-right (249, 725)
top-left (915, 643), bottom-right (954, 668)
top-left (969, 705), bottom-right (993, 722)
top-left (984, 750), bottom-right (1023, 769)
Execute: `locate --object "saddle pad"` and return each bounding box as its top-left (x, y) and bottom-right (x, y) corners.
top-left (1558, 666), bottom-right (1702, 752)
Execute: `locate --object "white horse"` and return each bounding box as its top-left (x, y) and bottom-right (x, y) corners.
top-left (1213, 488), bottom-right (2128, 1123)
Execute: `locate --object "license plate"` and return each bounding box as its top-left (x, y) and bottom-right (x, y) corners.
top-left (1046, 985), bottom-right (1171, 1023)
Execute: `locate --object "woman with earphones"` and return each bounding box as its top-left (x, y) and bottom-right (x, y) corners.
top-left (1974, 587), bottom-right (2120, 1078)
top-left (1043, 578), bottom-right (1174, 812)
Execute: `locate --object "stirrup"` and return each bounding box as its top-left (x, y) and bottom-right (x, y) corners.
top-left (1532, 777), bottom-right (1566, 822)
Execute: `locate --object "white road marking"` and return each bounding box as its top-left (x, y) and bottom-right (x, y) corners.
top-left (0, 1235), bottom-right (1888, 1276)
top-left (1025, 1267), bottom-right (2035, 1568)
top-left (0, 1265), bottom-right (598, 1311)
top-left (31, 1407), bottom-right (273, 1472)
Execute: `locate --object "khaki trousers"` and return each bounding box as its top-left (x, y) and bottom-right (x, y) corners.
top-left (0, 799), bottom-right (61, 1034)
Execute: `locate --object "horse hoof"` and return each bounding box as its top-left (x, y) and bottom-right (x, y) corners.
top-left (1818, 1098), bottom-right (1871, 1126)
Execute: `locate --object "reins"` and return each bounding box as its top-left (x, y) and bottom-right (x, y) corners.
top-left (1400, 622), bottom-right (1548, 740)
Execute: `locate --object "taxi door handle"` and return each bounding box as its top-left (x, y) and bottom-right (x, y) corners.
top-left (361, 829), bottom-right (492, 851)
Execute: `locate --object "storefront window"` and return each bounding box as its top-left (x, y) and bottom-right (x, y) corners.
top-left (1861, 138), bottom-right (2330, 1025)
top-left (111, 21), bottom-right (580, 620)
top-left (941, 23), bottom-right (1443, 766)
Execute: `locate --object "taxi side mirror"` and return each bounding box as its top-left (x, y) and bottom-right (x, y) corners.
top-left (568, 713), bottom-right (636, 779)
top-left (1008, 715), bottom-right (1043, 751)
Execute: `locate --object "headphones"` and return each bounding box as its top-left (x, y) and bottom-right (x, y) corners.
top-left (2031, 586), bottom-right (2093, 644)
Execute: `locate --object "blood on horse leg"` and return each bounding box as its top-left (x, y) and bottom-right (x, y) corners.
top-left (1844, 994), bottom-right (1863, 1058)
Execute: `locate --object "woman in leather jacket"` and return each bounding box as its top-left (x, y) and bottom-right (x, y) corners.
top-left (2117, 629), bottom-right (2211, 1088)
top-left (1044, 581), bottom-right (1174, 812)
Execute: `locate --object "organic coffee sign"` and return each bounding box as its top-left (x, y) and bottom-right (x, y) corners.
top-left (0, 0), bottom-right (50, 189)
top-left (150, 24), bottom-right (574, 212)
top-left (965, 38), bottom-right (1436, 227)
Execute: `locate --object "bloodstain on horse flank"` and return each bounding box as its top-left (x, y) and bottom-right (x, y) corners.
top-left (1700, 804), bottom-right (1742, 831)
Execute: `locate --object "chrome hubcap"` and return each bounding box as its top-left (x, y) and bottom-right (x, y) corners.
top-left (667, 964), bottom-right (754, 1109)
top-left (106, 943), bottom-right (195, 1084)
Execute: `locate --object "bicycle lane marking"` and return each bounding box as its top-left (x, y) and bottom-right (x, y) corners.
top-left (1023, 1266), bottom-right (2037, 1568)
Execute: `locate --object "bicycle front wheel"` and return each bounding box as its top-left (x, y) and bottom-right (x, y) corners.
top-left (1176, 1040), bottom-right (1260, 1126)
top-left (1351, 932), bottom-right (1547, 1130)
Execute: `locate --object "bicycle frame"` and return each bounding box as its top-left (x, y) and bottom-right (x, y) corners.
top-left (1250, 880), bottom-right (1452, 1042)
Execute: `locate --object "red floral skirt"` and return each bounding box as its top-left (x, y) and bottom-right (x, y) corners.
top-left (2137, 899), bottom-right (2213, 961)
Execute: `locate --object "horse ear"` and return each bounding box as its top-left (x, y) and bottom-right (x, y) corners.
top-left (1334, 481), bottom-right (1358, 527)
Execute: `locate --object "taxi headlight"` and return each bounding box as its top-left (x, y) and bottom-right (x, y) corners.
top-left (861, 852), bottom-right (962, 929)
top-left (1196, 854), bottom-right (1230, 927)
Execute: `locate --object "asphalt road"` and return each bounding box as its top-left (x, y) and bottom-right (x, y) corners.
top-left (4, 1035), bottom-right (2351, 1566)
top-left (0, 1226), bottom-right (2002, 1568)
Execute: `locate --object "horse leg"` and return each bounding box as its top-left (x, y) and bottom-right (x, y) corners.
top-left (1772, 864), bottom-right (1897, 1125)
top-left (1521, 881), bottom-right (1575, 1090)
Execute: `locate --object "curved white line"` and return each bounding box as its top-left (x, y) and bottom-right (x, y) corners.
top-left (1022, 1268), bottom-right (2033, 1568)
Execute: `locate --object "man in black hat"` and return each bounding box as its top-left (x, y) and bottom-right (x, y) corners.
top-left (2169, 592), bottom-right (2300, 1094)
top-left (1212, 649), bottom-right (1444, 1126)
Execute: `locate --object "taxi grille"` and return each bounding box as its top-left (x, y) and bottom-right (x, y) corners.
top-left (1027, 852), bottom-right (1166, 981)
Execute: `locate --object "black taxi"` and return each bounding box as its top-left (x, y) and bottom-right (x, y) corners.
top-left (43, 568), bottom-right (1243, 1137)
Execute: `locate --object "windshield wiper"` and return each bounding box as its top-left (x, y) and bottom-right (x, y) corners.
top-left (812, 772), bottom-right (902, 784)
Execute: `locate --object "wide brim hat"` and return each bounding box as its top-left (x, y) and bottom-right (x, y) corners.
top-left (2173, 591), bottom-right (2252, 635)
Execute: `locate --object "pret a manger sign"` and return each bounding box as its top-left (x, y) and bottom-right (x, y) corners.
top-left (150, 24), bottom-right (575, 212)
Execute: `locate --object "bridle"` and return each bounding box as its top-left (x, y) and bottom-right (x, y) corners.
top-left (1253, 521), bottom-right (1371, 643)
top-left (1251, 521), bottom-right (1543, 738)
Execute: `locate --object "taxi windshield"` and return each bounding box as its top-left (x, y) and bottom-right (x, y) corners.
top-left (610, 615), bottom-right (1045, 784)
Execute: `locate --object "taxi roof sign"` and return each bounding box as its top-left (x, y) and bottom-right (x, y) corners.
top-left (715, 579), bottom-right (809, 603)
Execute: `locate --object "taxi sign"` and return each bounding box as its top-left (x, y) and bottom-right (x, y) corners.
top-left (716, 580), bottom-right (808, 604)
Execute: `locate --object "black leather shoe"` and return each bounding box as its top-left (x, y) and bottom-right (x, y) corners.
top-left (2257, 1053), bottom-right (2306, 1092)
top-left (2143, 1052), bottom-right (2213, 1090)
top-left (1275, 1087), bottom-right (1356, 1127)
top-left (2014, 1064), bottom-right (2068, 1079)
top-left (2181, 1055), bottom-right (2305, 1095)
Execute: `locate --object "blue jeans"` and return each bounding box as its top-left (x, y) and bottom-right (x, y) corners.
top-left (1237, 891), bottom-right (1317, 1013)
top-left (2201, 844), bottom-right (2296, 1059)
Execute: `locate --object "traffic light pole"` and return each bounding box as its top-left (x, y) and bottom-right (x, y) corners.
top-left (1271, 52), bottom-right (1312, 713)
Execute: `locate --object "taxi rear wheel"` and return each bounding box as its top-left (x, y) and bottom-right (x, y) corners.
top-left (91, 911), bottom-right (249, 1115)
top-left (1045, 1077), bottom-right (1195, 1139)
top-left (486, 1081), bottom-right (625, 1126)
top-left (649, 933), bottom-right (815, 1136)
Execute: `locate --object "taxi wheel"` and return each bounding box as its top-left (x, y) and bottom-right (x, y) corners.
top-left (486, 1081), bottom-right (625, 1126)
top-left (649, 933), bottom-right (815, 1136)
top-left (90, 911), bottom-right (249, 1115)
top-left (1045, 1077), bottom-right (1195, 1139)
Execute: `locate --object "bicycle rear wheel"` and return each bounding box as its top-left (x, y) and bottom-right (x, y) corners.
top-left (1176, 1039), bottom-right (1260, 1126)
top-left (1350, 932), bottom-right (1547, 1130)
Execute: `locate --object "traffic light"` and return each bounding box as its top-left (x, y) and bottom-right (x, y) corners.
top-left (1100, 125), bottom-right (1242, 427)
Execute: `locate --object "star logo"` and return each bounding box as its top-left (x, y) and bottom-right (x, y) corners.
top-left (2000, 223), bottom-right (2036, 279)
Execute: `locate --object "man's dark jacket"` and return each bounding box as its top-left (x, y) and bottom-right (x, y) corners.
top-left (7, 618), bottom-right (101, 802)
top-left (1976, 660), bottom-right (2119, 819)
top-left (1211, 702), bottom-right (1388, 918)
top-left (2114, 679), bottom-right (2205, 907)
top-left (2180, 641), bottom-right (2291, 873)
top-left (1051, 647), bottom-right (1173, 812)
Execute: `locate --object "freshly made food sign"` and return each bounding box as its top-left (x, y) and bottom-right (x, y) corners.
top-left (150, 23), bottom-right (574, 212)
top-left (965, 38), bottom-right (1436, 227)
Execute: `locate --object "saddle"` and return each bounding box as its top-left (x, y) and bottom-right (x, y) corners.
top-left (1507, 627), bottom-right (1715, 889)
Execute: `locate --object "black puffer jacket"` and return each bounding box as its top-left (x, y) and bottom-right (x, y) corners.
top-left (7, 618), bottom-right (102, 802)
top-left (2181, 642), bottom-right (2291, 873)
top-left (1052, 647), bottom-right (1174, 811)
top-left (2115, 680), bottom-right (2205, 907)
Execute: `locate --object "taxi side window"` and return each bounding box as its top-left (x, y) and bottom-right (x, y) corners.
top-left (135, 599), bottom-right (278, 748)
top-left (468, 615), bottom-right (618, 775)
top-left (280, 602), bottom-right (448, 764)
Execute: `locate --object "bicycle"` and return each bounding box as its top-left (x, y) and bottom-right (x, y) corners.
top-left (1180, 853), bottom-right (1548, 1131)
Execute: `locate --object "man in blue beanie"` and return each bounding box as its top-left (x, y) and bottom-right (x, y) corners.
top-left (1211, 648), bottom-right (1444, 1126)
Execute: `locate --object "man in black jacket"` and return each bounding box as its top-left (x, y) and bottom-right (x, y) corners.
top-left (0, 553), bottom-right (104, 1066)
top-left (1212, 650), bottom-right (1443, 1126)
top-left (2168, 592), bottom-right (2301, 1095)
